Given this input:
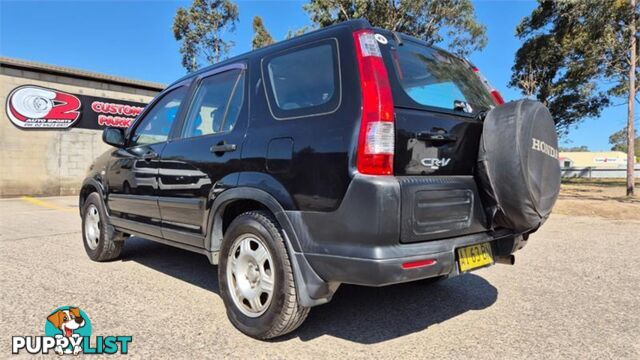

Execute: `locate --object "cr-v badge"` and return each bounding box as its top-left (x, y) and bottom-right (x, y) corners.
top-left (421, 157), bottom-right (451, 169)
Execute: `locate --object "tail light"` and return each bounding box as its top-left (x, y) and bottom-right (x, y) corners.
top-left (353, 29), bottom-right (395, 175)
top-left (472, 67), bottom-right (505, 106)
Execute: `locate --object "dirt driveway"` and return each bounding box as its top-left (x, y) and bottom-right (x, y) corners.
top-left (555, 179), bottom-right (640, 220)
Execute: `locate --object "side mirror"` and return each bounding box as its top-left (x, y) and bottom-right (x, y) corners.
top-left (102, 127), bottom-right (126, 148)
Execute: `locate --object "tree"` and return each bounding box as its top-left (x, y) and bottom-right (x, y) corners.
top-left (252, 16), bottom-right (274, 49)
top-left (285, 25), bottom-right (313, 40)
top-left (628, 0), bottom-right (637, 196)
top-left (559, 145), bottom-right (590, 152)
top-left (173, 0), bottom-right (239, 72)
top-left (609, 127), bottom-right (640, 156)
top-left (511, 0), bottom-right (637, 196)
top-left (303, 0), bottom-right (487, 57)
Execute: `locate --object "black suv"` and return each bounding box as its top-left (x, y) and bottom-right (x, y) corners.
top-left (80, 19), bottom-right (560, 339)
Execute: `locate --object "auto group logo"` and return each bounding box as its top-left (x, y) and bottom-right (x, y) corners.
top-left (6, 85), bottom-right (81, 129)
top-left (11, 306), bottom-right (132, 356)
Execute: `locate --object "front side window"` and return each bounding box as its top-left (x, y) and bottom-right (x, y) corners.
top-left (263, 39), bottom-right (340, 119)
top-left (130, 87), bottom-right (187, 146)
top-left (182, 69), bottom-right (245, 138)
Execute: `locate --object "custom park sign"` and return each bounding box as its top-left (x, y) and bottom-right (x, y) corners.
top-left (5, 84), bottom-right (149, 130)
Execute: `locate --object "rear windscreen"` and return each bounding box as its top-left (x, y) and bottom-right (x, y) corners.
top-left (390, 41), bottom-right (495, 113)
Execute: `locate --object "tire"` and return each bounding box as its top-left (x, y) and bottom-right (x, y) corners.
top-left (81, 192), bottom-right (125, 261)
top-left (218, 211), bottom-right (309, 339)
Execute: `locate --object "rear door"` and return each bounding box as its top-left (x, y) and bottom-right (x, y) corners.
top-left (375, 32), bottom-right (497, 242)
top-left (378, 32), bottom-right (496, 176)
top-left (156, 64), bottom-right (248, 247)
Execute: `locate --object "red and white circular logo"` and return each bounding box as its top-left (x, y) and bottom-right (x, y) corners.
top-left (6, 85), bottom-right (81, 129)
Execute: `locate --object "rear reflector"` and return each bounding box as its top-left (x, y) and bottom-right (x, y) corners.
top-left (472, 67), bottom-right (505, 106)
top-left (353, 29), bottom-right (395, 175)
top-left (401, 259), bottom-right (437, 269)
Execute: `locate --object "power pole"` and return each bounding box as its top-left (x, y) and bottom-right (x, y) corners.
top-left (627, 0), bottom-right (637, 196)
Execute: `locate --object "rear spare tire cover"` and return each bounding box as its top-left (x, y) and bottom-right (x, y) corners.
top-left (476, 99), bottom-right (560, 232)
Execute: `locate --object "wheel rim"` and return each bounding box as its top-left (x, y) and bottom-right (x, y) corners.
top-left (226, 234), bottom-right (275, 318)
top-left (84, 204), bottom-right (100, 250)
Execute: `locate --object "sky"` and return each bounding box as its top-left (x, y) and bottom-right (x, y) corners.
top-left (0, 0), bottom-right (633, 151)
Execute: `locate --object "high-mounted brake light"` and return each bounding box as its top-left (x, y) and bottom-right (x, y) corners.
top-left (472, 67), bottom-right (505, 106)
top-left (353, 29), bottom-right (395, 175)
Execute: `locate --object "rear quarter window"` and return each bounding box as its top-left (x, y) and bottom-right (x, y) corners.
top-left (262, 38), bottom-right (341, 120)
top-left (387, 40), bottom-right (494, 114)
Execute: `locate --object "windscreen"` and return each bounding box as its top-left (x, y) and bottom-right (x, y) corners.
top-left (391, 41), bottom-right (495, 113)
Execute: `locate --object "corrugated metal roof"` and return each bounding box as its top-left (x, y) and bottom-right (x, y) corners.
top-left (0, 56), bottom-right (165, 91)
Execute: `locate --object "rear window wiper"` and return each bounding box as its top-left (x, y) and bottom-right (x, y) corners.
top-left (391, 31), bottom-right (403, 46)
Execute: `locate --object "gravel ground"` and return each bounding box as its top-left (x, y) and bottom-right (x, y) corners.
top-left (1, 196), bottom-right (639, 359)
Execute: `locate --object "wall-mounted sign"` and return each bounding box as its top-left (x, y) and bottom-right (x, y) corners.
top-left (594, 157), bottom-right (627, 164)
top-left (6, 85), bottom-right (150, 130)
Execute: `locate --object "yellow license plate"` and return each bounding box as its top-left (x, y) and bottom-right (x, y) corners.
top-left (457, 242), bottom-right (493, 272)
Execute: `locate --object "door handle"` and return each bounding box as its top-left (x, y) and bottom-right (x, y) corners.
top-left (416, 132), bottom-right (457, 143)
top-left (210, 142), bottom-right (237, 154)
top-left (141, 150), bottom-right (158, 161)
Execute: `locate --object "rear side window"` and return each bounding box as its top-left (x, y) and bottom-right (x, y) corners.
top-left (262, 39), bottom-right (341, 119)
top-left (181, 69), bottom-right (245, 138)
top-left (390, 41), bottom-right (494, 113)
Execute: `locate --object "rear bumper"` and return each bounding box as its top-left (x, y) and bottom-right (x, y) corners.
top-left (304, 231), bottom-right (526, 286)
top-left (286, 174), bottom-right (526, 288)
